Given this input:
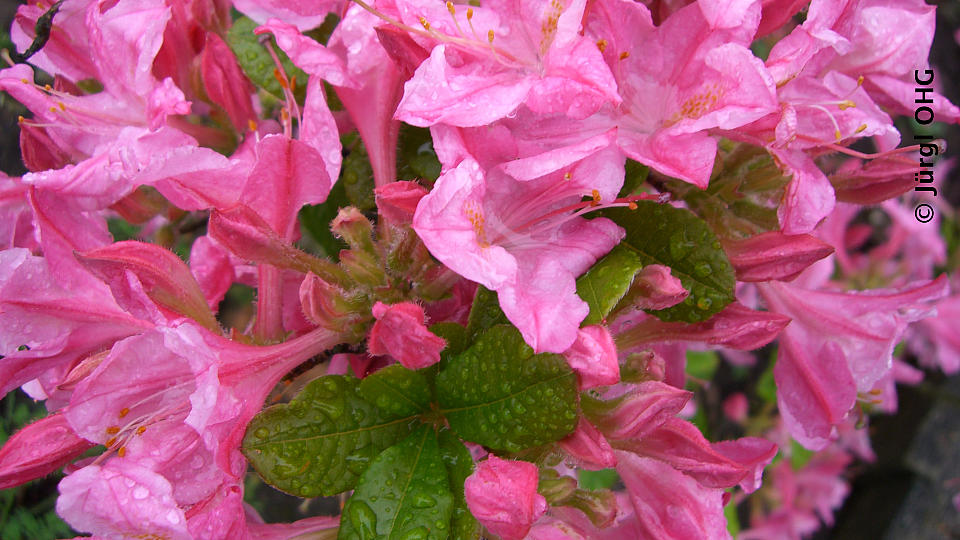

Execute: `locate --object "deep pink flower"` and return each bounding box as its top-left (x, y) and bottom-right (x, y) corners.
top-left (367, 301), bottom-right (446, 369)
top-left (0, 413), bottom-right (93, 490)
top-left (630, 264), bottom-right (689, 310)
top-left (558, 418), bottom-right (617, 471)
top-left (464, 455), bottom-right (547, 540)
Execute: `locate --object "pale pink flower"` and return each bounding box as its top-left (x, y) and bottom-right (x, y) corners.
top-left (464, 455), bottom-right (547, 540)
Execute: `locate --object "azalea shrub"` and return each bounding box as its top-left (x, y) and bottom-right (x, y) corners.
top-left (0, 0), bottom-right (958, 538)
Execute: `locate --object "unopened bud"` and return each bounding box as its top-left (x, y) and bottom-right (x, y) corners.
top-left (331, 207), bottom-right (376, 254)
top-left (620, 350), bottom-right (666, 383)
top-left (537, 469), bottom-right (577, 504)
top-left (299, 273), bottom-right (369, 340)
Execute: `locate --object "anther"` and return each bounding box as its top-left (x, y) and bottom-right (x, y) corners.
top-left (564, 172), bottom-right (571, 180)
top-left (119, 407), bottom-right (130, 418)
top-left (857, 75), bottom-right (864, 86)
top-left (273, 68), bottom-right (289, 90)
top-left (106, 426), bottom-right (120, 435)
top-left (118, 447), bottom-right (127, 458)
top-left (596, 39), bottom-right (607, 53)
top-left (49, 106), bottom-right (57, 113)
top-left (105, 437), bottom-right (118, 448)
top-left (628, 202), bottom-right (638, 210)
top-left (837, 100), bottom-right (856, 110)
top-left (136, 426), bottom-right (147, 435)
top-left (289, 75), bottom-right (297, 93)
top-left (856, 124), bottom-right (867, 133)
top-left (44, 84), bottom-right (52, 91)
top-left (447, 1), bottom-right (455, 15)
top-left (488, 29), bottom-right (495, 43)
top-left (419, 16), bottom-right (431, 30)
top-left (20, 78), bottom-right (29, 84)
top-left (466, 7), bottom-right (473, 20)
top-left (17, 115), bottom-right (24, 123)
top-left (247, 119), bottom-right (258, 132)
top-left (619, 51), bottom-right (629, 60)
top-left (58, 102), bottom-right (66, 111)
top-left (834, 129), bottom-right (842, 141)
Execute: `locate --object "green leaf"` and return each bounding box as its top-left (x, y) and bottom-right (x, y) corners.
top-left (604, 202), bottom-right (735, 322)
top-left (397, 124), bottom-right (441, 183)
top-left (227, 16), bottom-right (308, 102)
top-left (724, 497), bottom-right (741, 536)
top-left (685, 350), bottom-right (720, 382)
top-left (617, 159), bottom-right (650, 198)
top-left (438, 430), bottom-right (481, 540)
top-left (789, 440), bottom-right (813, 470)
top-left (437, 325), bottom-right (578, 451)
top-left (429, 322), bottom-right (469, 359)
top-left (578, 468), bottom-right (619, 491)
top-left (576, 245), bottom-right (644, 325)
top-left (339, 425), bottom-right (454, 540)
top-left (242, 375), bottom-right (420, 497)
top-left (756, 352), bottom-right (777, 404)
top-left (465, 286), bottom-right (508, 341)
top-left (299, 180), bottom-right (350, 258)
top-left (358, 364), bottom-right (432, 417)
top-left (342, 133), bottom-right (376, 211)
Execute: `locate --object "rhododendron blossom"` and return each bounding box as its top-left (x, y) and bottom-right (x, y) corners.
top-left (0, 0), bottom-right (956, 538)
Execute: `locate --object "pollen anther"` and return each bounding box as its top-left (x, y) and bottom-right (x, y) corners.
top-left (119, 407), bottom-right (130, 418)
top-left (106, 426), bottom-right (120, 435)
top-left (596, 39), bottom-right (607, 52)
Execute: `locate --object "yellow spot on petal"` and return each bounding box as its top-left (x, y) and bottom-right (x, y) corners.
top-left (564, 171), bottom-right (572, 180)
top-left (464, 201), bottom-right (490, 248)
top-left (20, 78), bottom-right (30, 84)
top-left (834, 129), bottom-right (842, 141)
top-left (856, 124), bottom-right (867, 133)
top-left (857, 75), bottom-right (864, 86)
top-left (44, 84), bottom-right (52, 91)
top-left (488, 29), bottom-right (495, 43)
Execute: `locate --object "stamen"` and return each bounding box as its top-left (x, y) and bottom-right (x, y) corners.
top-left (247, 119), bottom-right (258, 132)
top-left (596, 39), bottom-right (607, 53)
top-left (837, 100), bottom-right (856, 111)
top-left (419, 16), bottom-right (431, 31)
top-left (488, 29), bottom-right (495, 43)
top-left (106, 426), bottom-right (121, 435)
top-left (119, 407), bottom-right (130, 418)
top-left (136, 426), bottom-right (147, 435)
top-left (117, 447), bottom-right (127, 458)
top-left (105, 437), bottom-right (118, 448)
top-left (619, 51), bottom-right (630, 60)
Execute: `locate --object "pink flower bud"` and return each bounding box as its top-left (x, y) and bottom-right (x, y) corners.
top-left (19, 123), bottom-right (71, 172)
top-left (558, 418), bottom-right (617, 470)
top-left (631, 264), bottom-right (688, 310)
top-left (299, 273), bottom-right (368, 339)
top-left (621, 350), bottom-right (666, 383)
top-left (617, 303), bottom-right (790, 351)
top-left (465, 456), bottom-right (547, 540)
top-left (331, 207), bottom-right (376, 253)
top-left (563, 325), bottom-right (620, 390)
top-left (724, 232), bottom-right (833, 282)
top-left (374, 181), bottom-right (428, 225)
top-left (367, 302), bottom-right (445, 369)
top-left (587, 381), bottom-right (691, 440)
top-left (0, 413), bottom-right (93, 489)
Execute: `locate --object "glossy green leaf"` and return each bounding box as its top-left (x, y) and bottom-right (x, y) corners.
top-left (578, 468), bottom-right (619, 491)
top-left (617, 159), bottom-right (650, 198)
top-left (576, 245), bottom-right (644, 325)
top-left (438, 430), bottom-right (480, 540)
top-left (465, 286), bottom-right (508, 342)
top-left (437, 325), bottom-right (578, 452)
top-left (358, 364), bottom-right (431, 417)
top-left (429, 322), bottom-right (469, 359)
top-left (397, 124), bottom-right (441, 183)
top-left (339, 425), bottom-right (454, 540)
top-left (604, 202), bottom-right (735, 322)
top-left (227, 16), bottom-right (307, 102)
top-left (242, 375), bottom-right (419, 497)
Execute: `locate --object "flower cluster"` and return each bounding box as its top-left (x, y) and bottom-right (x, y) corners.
top-left (0, 0), bottom-right (956, 539)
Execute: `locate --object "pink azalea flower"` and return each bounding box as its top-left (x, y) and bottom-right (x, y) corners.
top-left (56, 321), bottom-right (341, 537)
top-left (233, 0), bottom-right (344, 30)
top-left (563, 325), bottom-right (620, 390)
top-left (759, 272), bottom-right (949, 448)
top-left (413, 129), bottom-right (624, 353)
top-left (393, 0), bottom-right (620, 126)
top-left (375, 181), bottom-right (429, 225)
top-left (464, 455), bottom-right (548, 540)
top-left (724, 231), bottom-right (834, 282)
top-left (367, 301), bottom-right (446, 369)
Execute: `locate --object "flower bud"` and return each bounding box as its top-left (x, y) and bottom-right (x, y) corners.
top-left (723, 232), bottom-right (833, 282)
top-left (558, 418), bottom-right (616, 470)
top-left (374, 181), bottom-right (428, 225)
top-left (331, 207), bottom-right (376, 254)
top-left (563, 326), bottom-right (620, 390)
top-left (299, 273), bottom-right (369, 341)
top-left (465, 456), bottom-right (547, 540)
top-left (627, 264), bottom-right (688, 310)
top-left (368, 301), bottom-right (446, 369)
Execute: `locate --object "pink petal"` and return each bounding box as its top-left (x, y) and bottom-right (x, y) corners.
top-left (558, 418), bottom-right (617, 470)
top-left (725, 232), bottom-right (834, 282)
top-left (367, 301), bottom-right (446, 369)
top-left (564, 325), bottom-right (620, 390)
top-left (0, 413), bottom-right (93, 490)
top-left (591, 381), bottom-right (691, 441)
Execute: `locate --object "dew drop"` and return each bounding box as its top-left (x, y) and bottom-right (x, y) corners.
top-left (412, 493), bottom-right (436, 509)
top-left (401, 526), bottom-right (429, 540)
top-left (347, 501), bottom-right (378, 538)
top-left (254, 427), bottom-right (269, 439)
top-left (132, 486), bottom-right (149, 500)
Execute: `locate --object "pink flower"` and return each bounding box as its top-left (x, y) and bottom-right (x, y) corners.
top-left (393, 0), bottom-right (620, 126)
top-left (367, 301), bottom-right (446, 369)
top-left (464, 455), bottom-right (547, 540)
top-left (759, 273), bottom-right (949, 448)
top-left (413, 130), bottom-right (624, 353)
top-left (558, 418), bottom-right (617, 471)
top-left (724, 232), bottom-right (834, 282)
top-left (563, 325), bottom-right (620, 390)
top-left (615, 452), bottom-right (731, 540)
